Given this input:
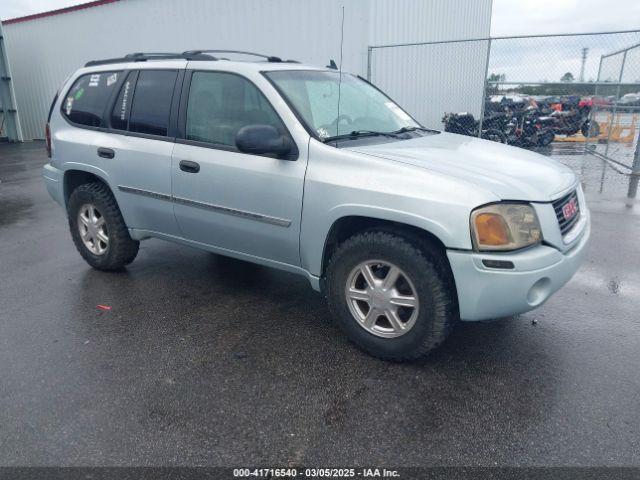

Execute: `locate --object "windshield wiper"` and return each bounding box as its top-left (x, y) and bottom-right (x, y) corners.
top-left (391, 126), bottom-right (436, 134)
top-left (323, 130), bottom-right (401, 143)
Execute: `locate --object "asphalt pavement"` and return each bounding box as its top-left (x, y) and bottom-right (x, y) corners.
top-left (0, 142), bottom-right (639, 467)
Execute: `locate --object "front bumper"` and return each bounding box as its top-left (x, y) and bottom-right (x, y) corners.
top-left (42, 163), bottom-right (64, 207)
top-left (447, 215), bottom-right (590, 321)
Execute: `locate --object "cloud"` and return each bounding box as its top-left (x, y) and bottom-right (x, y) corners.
top-left (491, 0), bottom-right (640, 36)
top-left (488, 32), bottom-right (640, 83)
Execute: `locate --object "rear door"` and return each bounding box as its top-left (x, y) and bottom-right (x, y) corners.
top-left (103, 65), bottom-right (184, 236)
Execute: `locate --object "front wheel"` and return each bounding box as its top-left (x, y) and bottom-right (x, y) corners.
top-left (68, 182), bottom-right (139, 270)
top-left (325, 231), bottom-right (457, 361)
top-left (537, 130), bottom-right (555, 146)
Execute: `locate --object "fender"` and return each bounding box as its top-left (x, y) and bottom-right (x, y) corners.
top-left (300, 203), bottom-right (461, 277)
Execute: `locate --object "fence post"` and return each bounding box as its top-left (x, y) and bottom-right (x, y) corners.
top-left (604, 50), bottom-right (627, 157)
top-left (628, 138), bottom-right (640, 201)
top-left (588, 55), bottom-right (604, 151)
top-left (477, 38), bottom-right (492, 138)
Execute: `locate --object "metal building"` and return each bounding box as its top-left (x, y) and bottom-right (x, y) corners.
top-left (1, 0), bottom-right (492, 141)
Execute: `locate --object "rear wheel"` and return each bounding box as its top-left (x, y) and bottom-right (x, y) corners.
top-left (581, 120), bottom-right (600, 137)
top-left (68, 182), bottom-right (139, 270)
top-left (325, 231), bottom-right (457, 361)
top-left (482, 129), bottom-right (507, 143)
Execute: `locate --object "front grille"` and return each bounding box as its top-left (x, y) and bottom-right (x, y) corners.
top-left (552, 189), bottom-right (580, 236)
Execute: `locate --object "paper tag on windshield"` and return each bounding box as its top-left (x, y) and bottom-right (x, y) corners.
top-left (385, 102), bottom-right (412, 122)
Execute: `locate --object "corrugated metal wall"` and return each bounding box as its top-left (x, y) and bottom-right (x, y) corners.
top-left (368, 0), bottom-right (491, 45)
top-left (368, 0), bottom-right (493, 129)
top-left (2, 0), bottom-right (491, 140)
top-left (370, 40), bottom-right (491, 129)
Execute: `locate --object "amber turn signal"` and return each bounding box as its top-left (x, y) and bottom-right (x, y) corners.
top-left (474, 213), bottom-right (511, 246)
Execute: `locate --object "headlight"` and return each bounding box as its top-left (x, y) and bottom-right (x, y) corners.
top-left (470, 203), bottom-right (542, 251)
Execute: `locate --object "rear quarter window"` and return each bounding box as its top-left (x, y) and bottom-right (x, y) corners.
top-left (62, 71), bottom-right (122, 127)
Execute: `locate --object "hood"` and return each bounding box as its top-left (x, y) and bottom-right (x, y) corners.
top-left (346, 132), bottom-right (577, 202)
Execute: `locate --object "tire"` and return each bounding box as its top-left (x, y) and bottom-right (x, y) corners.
top-left (325, 231), bottom-right (457, 361)
top-left (481, 129), bottom-right (507, 144)
top-left (581, 120), bottom-right (600, 137)
top-left (68, 182), bottom-right (139, 270)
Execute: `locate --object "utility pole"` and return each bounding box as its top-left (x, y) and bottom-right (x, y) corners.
top-left (579, 47), bottom-right (589, 82)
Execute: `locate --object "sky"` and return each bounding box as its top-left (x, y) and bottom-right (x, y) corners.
top-left (490, 0), bottom-right (640, 37)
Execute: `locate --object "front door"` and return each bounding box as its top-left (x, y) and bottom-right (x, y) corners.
top-left (171, 70), bottom-right (307, 266)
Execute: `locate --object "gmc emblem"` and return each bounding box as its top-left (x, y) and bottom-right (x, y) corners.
top-left (562, 198), bottom-right (578, 220)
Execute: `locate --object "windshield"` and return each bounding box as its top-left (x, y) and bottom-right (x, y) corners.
top-left (265, 70), bottom-right (420, 141)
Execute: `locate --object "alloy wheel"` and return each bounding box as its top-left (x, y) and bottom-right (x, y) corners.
top-left (345, 260), bottom-right (419, 338)
top-left (78, 203), bottom-right (109, 255)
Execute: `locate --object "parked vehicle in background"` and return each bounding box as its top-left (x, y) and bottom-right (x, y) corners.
top-left (442, 112), bottom-right (508, 143)
top-left (619, 92), bottom-right (640, 106)
top-left (43, 51), bottom-right (590, 361)
top-left (539, 97), bottom-right (600, 138)
top-left (504, 107), bottom-right (556, 147)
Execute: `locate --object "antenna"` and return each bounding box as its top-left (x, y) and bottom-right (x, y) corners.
top-left (335, 5), bottom-right (345, 139)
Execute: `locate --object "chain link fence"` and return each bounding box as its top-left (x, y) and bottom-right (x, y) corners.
top-left (368, 30), bottom-right (640, 200)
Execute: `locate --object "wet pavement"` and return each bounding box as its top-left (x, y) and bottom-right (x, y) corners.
top-left (0, 142), bottom-right (639, 466)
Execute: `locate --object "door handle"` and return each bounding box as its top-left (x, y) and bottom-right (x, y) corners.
top-left (97, 147), bottom-right (115, 159)
top-left (179, 160), bottom-right (200, 173)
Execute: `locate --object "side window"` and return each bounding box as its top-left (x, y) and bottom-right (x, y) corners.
top-left (185, 71), bottom-right (285, 147)
top-left (62, 71), bottom-right (122, 127)
top-left (110, 71), bottom-right (136, 131)
top-left (128, 70), bottom-right (178, 136)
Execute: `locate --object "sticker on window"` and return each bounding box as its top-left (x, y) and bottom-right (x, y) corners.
top-left (120, 81), bottom-right (131, 121)
top-left (88, 74), bottom-right (101, 87)
top-left (74, 88), bottom-right (85, 100)
top-left (65, 97), bottom-right (73, 115)
top-left (385, 102), bottom-right (412, 122)
top-left (317, 127), bottom-right (329, 139)
top-left (106, 73), bottom-right (118, 87)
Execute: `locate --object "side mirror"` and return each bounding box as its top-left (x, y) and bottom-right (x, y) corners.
top-left (235, 124), bottom-right (294, 158)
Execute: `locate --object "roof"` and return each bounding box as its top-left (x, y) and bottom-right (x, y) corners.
top-left (2, 0), bottom-right (119, 25)
top-left (79, 58), bottom-right (327, 75)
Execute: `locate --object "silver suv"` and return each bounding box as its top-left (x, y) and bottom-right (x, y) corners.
top-left (43, 51), bottom-right (590, 360)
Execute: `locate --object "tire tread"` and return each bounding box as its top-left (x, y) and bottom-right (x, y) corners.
top-left (68, 182), bottom-right (139, 270)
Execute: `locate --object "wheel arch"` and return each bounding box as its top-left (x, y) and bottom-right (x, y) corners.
top-left (63, 168), bottom-right (111, 209)
top-left (318, 214), bottom-right (451, 281)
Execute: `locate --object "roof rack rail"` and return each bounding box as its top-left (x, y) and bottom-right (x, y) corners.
top-left (84, 51), bottom-right (215, 67)
top-left (182, 50), bottom-right (296, 63)
top-left (84, 50), bottom-right (298, 68)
